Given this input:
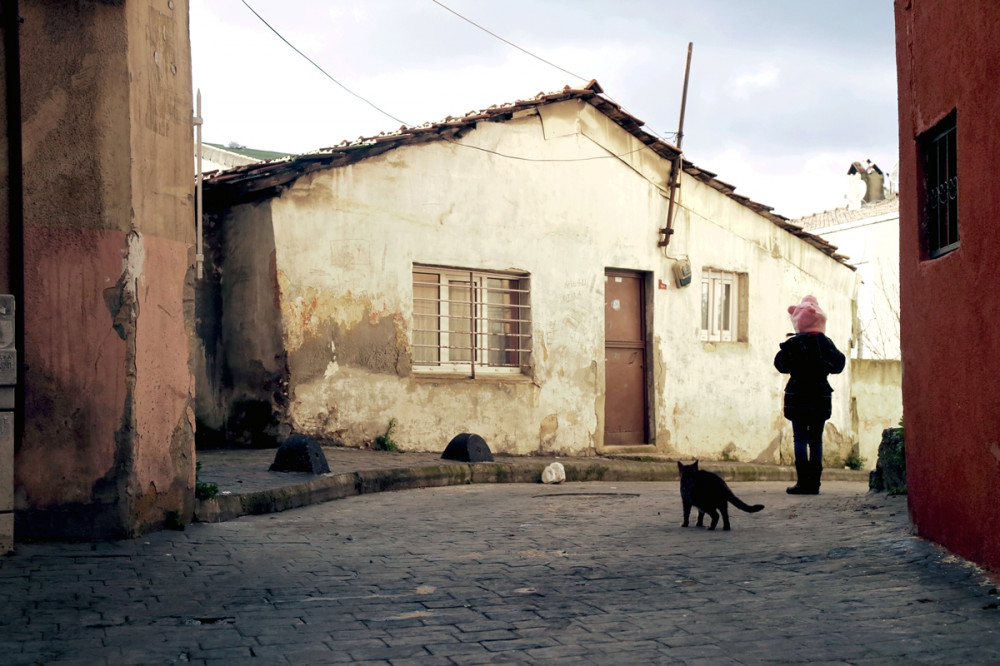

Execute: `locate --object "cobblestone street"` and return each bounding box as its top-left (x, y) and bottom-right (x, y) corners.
top-left (2, 481), bottom-right (998, 664)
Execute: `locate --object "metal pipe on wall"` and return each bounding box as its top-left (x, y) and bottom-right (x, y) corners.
top-left (195, 89), bottom-right (203, 279)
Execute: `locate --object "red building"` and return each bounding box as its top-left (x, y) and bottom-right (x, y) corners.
top-left (895, 1), bottom-right (1000, 572)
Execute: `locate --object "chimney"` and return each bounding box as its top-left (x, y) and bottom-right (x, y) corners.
top-left (846, 160), bottom-right (885, 209)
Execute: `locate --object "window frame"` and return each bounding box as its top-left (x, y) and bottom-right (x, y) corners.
top-left (920, 110), bottom-right (959, 259)
top-left (411, 265), bottom-right (531, 376)
top-left (699, 268), bottom-right (747, 343)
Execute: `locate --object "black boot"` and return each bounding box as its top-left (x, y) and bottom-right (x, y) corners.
top-left (787, 461), bottom-right (811, 494)
top-left (805, 461), bottom-right (822, 495)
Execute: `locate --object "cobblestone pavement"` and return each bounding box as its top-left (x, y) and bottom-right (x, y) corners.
top-left (2, 481), bottom-right (999, 665)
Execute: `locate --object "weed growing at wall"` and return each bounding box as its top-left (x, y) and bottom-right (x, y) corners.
top-left (195, 461), bottom-right (219, 500)
top-left (845, 450), bottom-right (866, 470)
top-left (374, 419), bottom-right (399, 452)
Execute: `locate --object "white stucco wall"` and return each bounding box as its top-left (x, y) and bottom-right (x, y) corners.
top-left (240, 99), bottom-right (857, 462)
top-left (850, 358), bottom-right (903, 470)
top-left (812, 208), bottom-right (900, 360)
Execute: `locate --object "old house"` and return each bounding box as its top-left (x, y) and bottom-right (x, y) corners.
top-left (197, 81), bottom-right (858, 466)
top-left (895, 1), bottom-right (1000, 572)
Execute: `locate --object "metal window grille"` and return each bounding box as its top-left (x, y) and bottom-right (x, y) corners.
top-left (412, 267), bottom-right (531, 375)
top-left (923, 113), bottom-right (959, 258)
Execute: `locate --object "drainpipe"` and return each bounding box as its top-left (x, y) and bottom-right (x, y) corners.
top-left (659, 42), bottom-right (693, 248)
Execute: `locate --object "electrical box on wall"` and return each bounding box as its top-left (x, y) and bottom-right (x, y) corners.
top-left (672, 259), bottom-right (692, 287)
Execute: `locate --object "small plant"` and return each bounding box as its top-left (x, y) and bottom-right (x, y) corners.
top-left (195, 461), bottom-right (219, 500)
top-left (165, 510), bottom-right (185, 531)
top-left (374, 418), bottom-right (399, 452)
top-left (845, 450), bottom-right (866, 470)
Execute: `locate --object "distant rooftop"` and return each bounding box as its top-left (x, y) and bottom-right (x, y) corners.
top-left (204, 142), bottom-right (290, 162)
top-left (794, 195), bottom-right (899, 232)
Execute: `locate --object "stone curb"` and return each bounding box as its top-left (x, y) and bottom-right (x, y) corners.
top-left (194, 458), bottom-right (869, 524)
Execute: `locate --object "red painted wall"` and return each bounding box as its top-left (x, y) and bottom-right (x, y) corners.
top-left (896, 1), bottom-right (1000, 572)
top-left (13, 2), bottom-right (194, 539)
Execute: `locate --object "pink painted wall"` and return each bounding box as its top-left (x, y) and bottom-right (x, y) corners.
top-left (895, 0), bottom-right (1000, 571)
top-left (14, 2), bottom-right (194, 539)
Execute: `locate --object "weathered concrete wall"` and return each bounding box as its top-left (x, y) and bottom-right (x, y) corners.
top-left (207, 98), bottom-right (856, 462)
top-left (196, 202), bottom-right (287, 448)
top-left (15, 1), bottom-right (194, 539)
top-left (849, 358), bottom-right (902, 470)
top-left (896, 1), bottom-right (1000, 572)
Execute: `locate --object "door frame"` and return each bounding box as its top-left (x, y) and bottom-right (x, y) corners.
top-left (602, 269), bottom-right (653, 448)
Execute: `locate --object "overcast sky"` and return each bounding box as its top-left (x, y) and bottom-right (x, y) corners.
top-left (190, 0), bottom-right (898, 219)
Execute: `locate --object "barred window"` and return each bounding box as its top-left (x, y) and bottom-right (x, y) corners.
top-left (412, 266), bottom-right (531, 375)
top-left (921, 111), bottom-right (959, 258)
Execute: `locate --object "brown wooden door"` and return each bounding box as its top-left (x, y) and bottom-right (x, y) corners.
top-left (604, 270), bottom-right (648, 445)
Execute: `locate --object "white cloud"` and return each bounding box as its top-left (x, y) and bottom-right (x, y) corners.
top-left (731, 63), bottom-right (781, 100)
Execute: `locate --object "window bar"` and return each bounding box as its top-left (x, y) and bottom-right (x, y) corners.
top-left (469, 270), bottom-right (476, 379)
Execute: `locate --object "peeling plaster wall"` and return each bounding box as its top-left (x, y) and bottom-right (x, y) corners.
top-left (15, 1), bottom-right (194, 539)
top-left (849, 359), bottom-right (902, 470)
top-left (664, 172), bottom-right (857, 466)
top-left (205, 201), bottom-right (288, 448)
top-left (212, 99), bottom-right (856, 461)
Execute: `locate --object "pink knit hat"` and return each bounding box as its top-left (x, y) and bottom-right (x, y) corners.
top-left (788, 295), bottom-right (827, 334)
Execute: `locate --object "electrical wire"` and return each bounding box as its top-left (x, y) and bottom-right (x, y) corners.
top-left (433, 0), bottom-right (589, 83)
top-left (240, 0), bottom-right (676, 170)
top-left (444, 137), bottom-right (649, 163)
top-left (241, 0), bottom-right (410, 127)
top-left (430, 2), bottom-right (679, 149)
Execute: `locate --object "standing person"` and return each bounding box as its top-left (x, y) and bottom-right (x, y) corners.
top-left (774, 296), bottom-right (846, 494)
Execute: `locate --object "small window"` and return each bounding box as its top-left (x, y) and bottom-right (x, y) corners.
top-left (920, 111), bottom-right (959, 258)
top-left (412, 266), bottom-right (531, 374)
top-left (700, 269), bottom-right (747, 342)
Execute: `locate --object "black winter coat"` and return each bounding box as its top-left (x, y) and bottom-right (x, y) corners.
top-left (774, 332), bottom-right (846, 423)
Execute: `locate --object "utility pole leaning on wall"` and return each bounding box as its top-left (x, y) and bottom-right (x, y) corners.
top-left (659, 42), bottom-right (693, 248)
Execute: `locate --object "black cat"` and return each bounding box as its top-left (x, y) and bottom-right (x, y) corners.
top-left (678, 460), bottom-right (764, 530)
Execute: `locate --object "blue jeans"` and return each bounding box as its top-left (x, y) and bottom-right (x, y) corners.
top-left (792, 420), bottom-right (825, 465)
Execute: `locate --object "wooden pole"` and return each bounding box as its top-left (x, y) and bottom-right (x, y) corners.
top-left (659, 42), bottom-right (693, 248)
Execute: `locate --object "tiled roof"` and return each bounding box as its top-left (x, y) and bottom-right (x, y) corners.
top-left (794, 196), bottom-right (899, 231)
top-left (202, 80), bottom-right (849, 265)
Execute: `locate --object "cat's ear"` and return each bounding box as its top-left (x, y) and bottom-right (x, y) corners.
top-left (677, 461), bottom-right (683, 473)
top-left (693, 460), bottom-right (699, 470)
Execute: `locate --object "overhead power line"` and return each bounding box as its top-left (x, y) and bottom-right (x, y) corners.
top-left (241, 0), bottom-right (409, 127)
top-left (433, 0), bottom-right (589, 83)
top-left (238, 0), bottom-right (668, 170)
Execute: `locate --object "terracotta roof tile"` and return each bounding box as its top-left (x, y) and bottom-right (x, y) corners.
top-left (202, 80), bottom-right (850, 266)
top-left (795, 196), bottom-right (899, 231)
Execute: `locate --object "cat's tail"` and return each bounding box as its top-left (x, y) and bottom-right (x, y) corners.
top-left (727, 493), bottom-right (765, 513)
